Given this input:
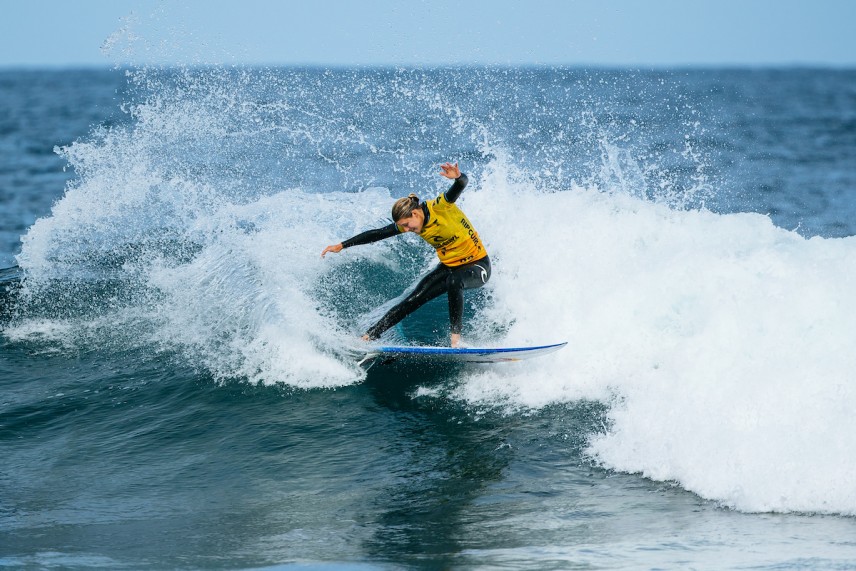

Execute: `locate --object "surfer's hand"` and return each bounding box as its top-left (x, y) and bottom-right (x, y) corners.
top-left (439, 162), bottom-right (460, 179)
top-left (321, 243), bottom-right (343, 257)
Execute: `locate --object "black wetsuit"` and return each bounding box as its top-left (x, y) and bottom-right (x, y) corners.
top-left (341, 174), bottom-right (491, 340)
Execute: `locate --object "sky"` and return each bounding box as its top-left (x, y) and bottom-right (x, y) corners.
top-left (2, 0), bottom-right (855, 69)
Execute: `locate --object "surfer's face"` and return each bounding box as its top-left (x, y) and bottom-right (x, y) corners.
top-left (396, 209), bottom-right (424, 233)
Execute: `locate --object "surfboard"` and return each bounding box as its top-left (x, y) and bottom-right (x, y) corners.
top-left (358, 341), bottom-right (567, 368)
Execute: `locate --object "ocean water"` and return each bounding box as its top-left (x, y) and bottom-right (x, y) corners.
top-left (1, 66), bottom-right (856, 569)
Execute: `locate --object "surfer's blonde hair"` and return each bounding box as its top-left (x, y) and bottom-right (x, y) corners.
top-left (392, 194), bottom-right (420, 222)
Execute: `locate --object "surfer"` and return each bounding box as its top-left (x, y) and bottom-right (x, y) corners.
top-left (321, 162), bottom-right (490, 348)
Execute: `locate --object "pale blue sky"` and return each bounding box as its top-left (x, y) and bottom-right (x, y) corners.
top-left (2, 0), bottom-right (855, 68)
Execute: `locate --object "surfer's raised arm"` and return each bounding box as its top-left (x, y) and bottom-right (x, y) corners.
top-left (439, 162), bottom-right (468, 203)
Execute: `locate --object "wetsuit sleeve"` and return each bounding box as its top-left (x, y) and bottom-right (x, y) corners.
top-left (341, 223), bottom-right (400, 248)
top-left (443, 173), bottom-right (468, 203)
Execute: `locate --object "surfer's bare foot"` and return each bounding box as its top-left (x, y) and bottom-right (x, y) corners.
top-left (360, 334), bottom-right (370, 342)
top-left (450, 333), bottom-right (461, 348)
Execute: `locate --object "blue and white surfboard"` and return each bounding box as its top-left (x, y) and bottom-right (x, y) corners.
top-left (359, 341), bottom-right (567, 367)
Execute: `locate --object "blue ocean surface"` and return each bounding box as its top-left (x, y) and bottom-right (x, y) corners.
top-left (1, 66), bottom-right (856, 569)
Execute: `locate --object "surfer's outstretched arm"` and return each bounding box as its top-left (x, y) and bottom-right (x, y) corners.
top-left (321, 223), bottom-right (400, 257)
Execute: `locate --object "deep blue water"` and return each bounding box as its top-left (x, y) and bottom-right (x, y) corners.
top-left (2, 67), bottom-right (856, 569)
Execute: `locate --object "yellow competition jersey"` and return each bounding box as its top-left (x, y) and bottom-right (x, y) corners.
top-left (404, 193), bottom-right (487, 267)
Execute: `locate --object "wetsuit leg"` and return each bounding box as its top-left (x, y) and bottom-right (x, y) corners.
top-left (446, 256), bottom-right (491, 335)
top-left (364, 263), bottom-right (451, 340)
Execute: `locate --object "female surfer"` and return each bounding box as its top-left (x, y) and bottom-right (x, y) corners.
top-left (321, 162), bottom-right (490, 348)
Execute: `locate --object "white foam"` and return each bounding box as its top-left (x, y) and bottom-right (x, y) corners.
top-left (451, 167), bottom-right (856, 515)
top-left (142, 190), bottom-right (400, 387)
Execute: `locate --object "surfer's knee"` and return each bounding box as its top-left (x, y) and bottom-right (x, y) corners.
top-left (446, 271), bottom-right (464, 292)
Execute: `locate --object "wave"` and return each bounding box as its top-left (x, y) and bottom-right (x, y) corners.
top-left (453, 166), bottom-right (856, 516)
top-left (4, 66), bottom-right (855, 516)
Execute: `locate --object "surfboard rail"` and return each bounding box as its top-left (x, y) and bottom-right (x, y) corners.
top-left (359, 341), bottom-right (567, 368)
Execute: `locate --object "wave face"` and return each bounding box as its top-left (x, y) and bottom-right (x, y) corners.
top-left (6, 67), bottom-right (856, 516)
